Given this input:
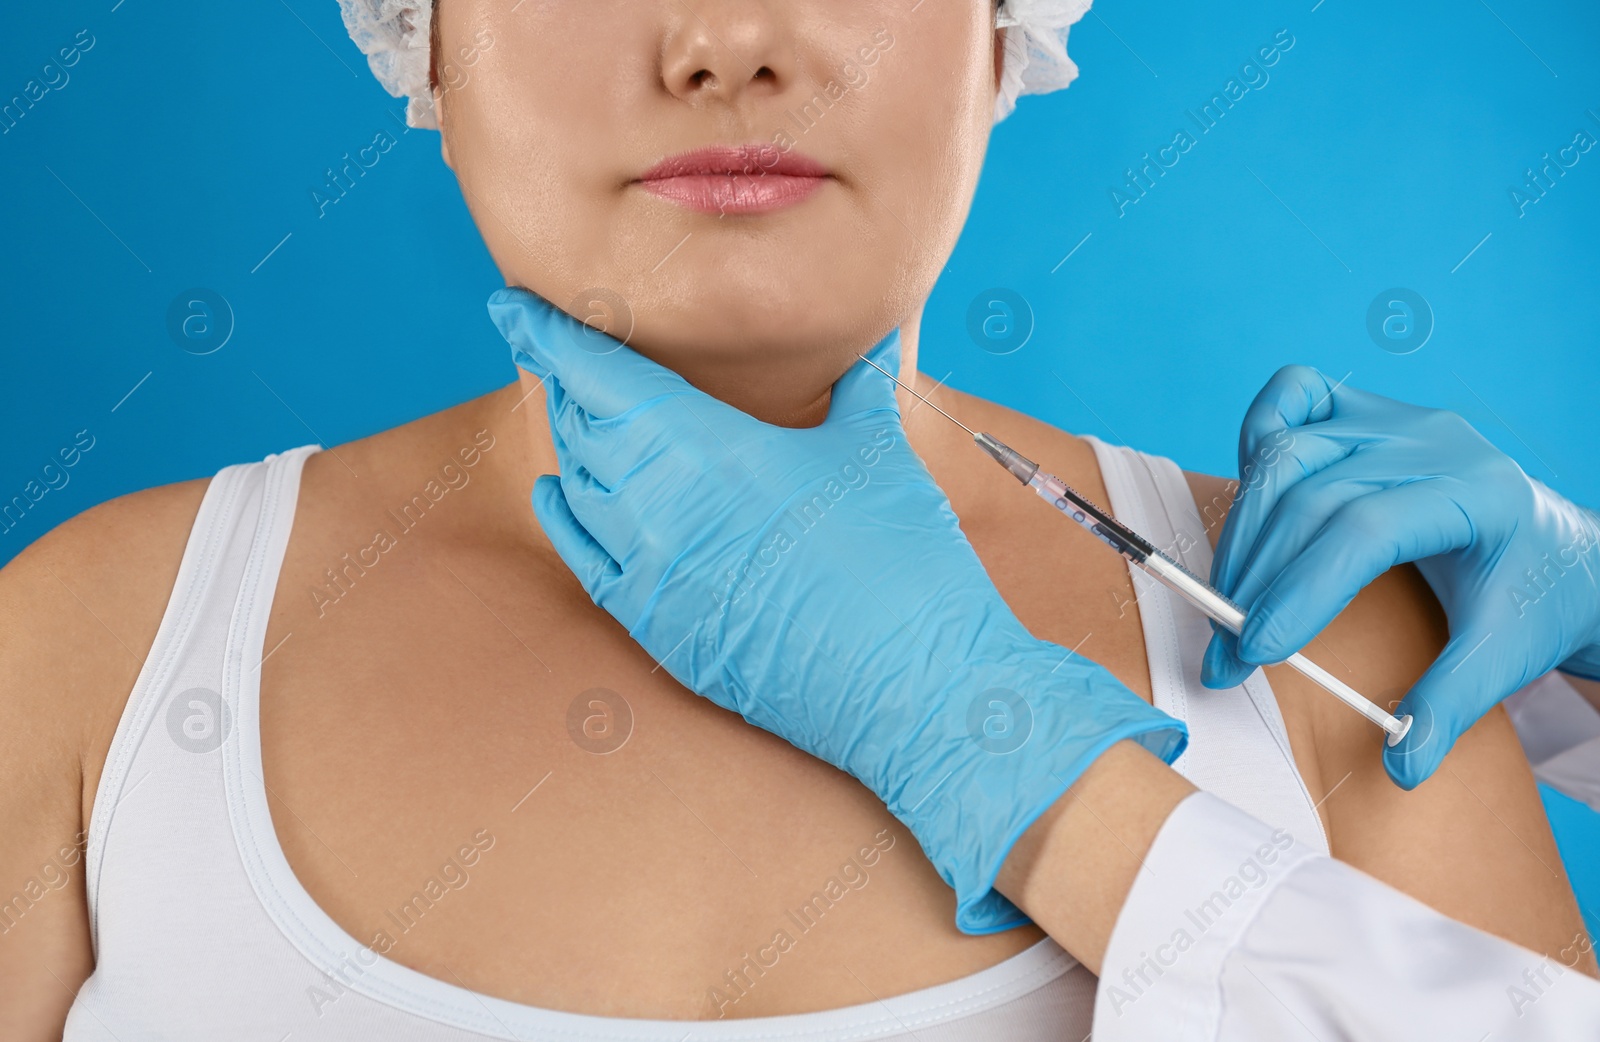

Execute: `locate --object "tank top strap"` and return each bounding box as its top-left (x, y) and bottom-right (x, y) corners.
top-left (1083, 435), bottom-right (1329, 855)
top-left (82, 443), bottom-right (322, 952)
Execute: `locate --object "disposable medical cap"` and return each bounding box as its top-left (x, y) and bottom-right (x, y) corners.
top-left (337, 0), bottom-right (1094, 131)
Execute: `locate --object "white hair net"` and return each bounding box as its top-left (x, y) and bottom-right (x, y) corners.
top-left (336, 0), bottom-right (437, 129)
top-left (337, 0), bottom-right (1093, 131)
top-left (993, 0), bottom-right (1094, 123)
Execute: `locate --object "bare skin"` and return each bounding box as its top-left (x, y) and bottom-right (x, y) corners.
top-left (1, 0), bottom-right (1592, 1035)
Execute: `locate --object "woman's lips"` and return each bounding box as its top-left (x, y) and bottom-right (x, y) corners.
top-left (638, 173), bottom-right (826, 215)
top-left (634, 144), bottom-right (830, 215)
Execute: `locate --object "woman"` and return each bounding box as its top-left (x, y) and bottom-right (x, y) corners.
top-left (1, 0), bottom-right (1590, 1037)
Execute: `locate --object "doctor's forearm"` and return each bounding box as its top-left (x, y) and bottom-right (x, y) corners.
top-left (993, 740), bottom-right (1196, 974)
top-left (996, 744), bottom-right (1600, 1041)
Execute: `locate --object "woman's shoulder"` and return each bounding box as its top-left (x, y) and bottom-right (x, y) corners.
top-left (0, 473), bottom-right (214, 805)
top-left (2, 471), bottom-right (214, 664)
top-left (0, 470), bottom-right (216, 1009)
top-left (2, 473), bottom-right (214, 697)
top-left (0, 406), bottom-right (481, 854)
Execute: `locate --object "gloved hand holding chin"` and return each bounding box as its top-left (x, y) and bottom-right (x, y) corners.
top-left (487, 285), bottom-right (1187, 935)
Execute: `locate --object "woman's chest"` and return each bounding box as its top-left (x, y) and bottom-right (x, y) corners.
top-left (257, 511), bottom-right (1149, 1018)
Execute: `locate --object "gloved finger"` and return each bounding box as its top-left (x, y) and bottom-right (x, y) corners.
top-left (1203, 368), bottom-right (1344, 691)
top-left (1206, 376), bottom-right (1372, 686)
top-left (1217, 397), bottom-right (1463, 604)
top-left (1235, 365), bottom-right (1341, 467)
top-left (541, 374), bottom-right (658, 493)
top-left (1201, 627), bottom-right (1256, 689)
top-left (1223, 459), bottom-right (1426, 623)
top-left (1234, 481), bottom-right (1476, 666)
top-left (1382, 622), bottom-right (1512, 789)
top-left (1212, 397), bottom-right (1426, 598)
top-left (1236, 367), bottom-right (1423, 465)
top-left (555, 444), bottom-right (714, 627)
top-left (1228, 367), bottom-right (1404, 558)
top-left (1202, 451), bottom-right (1410, 686)
top-left (504, 307), bottom-right (624, 480)
top-left (531, 474), bottom-right (625, 612)
top-left (1217, 449), bottom-right (1368, 614)
top-left (1234, 366), bottom-right (1406, 456)
top-left (488, 286), bottom-right (699, 421)
top-left (555, 457), bottom-right (634, 565)
top-left (515, 315), bottom-right (713, 494)
top-left (825, 327), bottom-right (904, 423)
top-left (1210, 429), bottom-right (1354, 599)
top-left (539, 370), bottom-right (580, 460)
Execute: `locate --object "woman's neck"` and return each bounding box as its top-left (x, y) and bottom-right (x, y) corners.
top-left (510, 302), bottom-right (933, 461)
top-left (471, 303), bottom-right (966, 554)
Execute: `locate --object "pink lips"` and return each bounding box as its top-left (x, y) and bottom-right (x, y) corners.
top-left (634, 144), bottom-right (830, 215)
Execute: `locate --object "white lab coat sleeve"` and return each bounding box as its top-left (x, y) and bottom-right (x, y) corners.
top-left (1091, 791), bottom-right (1600, 1041)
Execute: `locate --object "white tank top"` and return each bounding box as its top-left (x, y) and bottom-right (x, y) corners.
top-left (67, 436), bottom-right (1327, 1040)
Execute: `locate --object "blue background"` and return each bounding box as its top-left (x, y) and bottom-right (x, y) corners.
top-left (1, 1), bottom-right (1596, 933)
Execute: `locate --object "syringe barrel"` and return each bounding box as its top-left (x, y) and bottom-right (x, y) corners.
top-left (1026, 468), bottom-right (1157, 561)
top-left (1140, 550), bottom-right (1248, 632)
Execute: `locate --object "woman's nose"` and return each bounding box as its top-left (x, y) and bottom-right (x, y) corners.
top-left (660, 2), bottom-right (795, 107)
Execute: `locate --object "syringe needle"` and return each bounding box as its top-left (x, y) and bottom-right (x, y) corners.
top-left (856, 353), bottom-right (977, 437)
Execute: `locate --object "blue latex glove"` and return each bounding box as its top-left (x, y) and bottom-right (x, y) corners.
top-left (1202, 365), bottom-right (1600, 789)
top-left (487, 286), bottom-right (1186, 934)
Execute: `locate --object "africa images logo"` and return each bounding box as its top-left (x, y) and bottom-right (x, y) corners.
top-left (165, 686), bottom-right (230, 754)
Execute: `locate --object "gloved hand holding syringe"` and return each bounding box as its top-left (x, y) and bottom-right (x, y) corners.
top-left (856, 354), bottom-right (1414, 746)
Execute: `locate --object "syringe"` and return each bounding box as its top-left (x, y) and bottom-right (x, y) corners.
top-left (858, 355), bottom-right (1413, 745)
